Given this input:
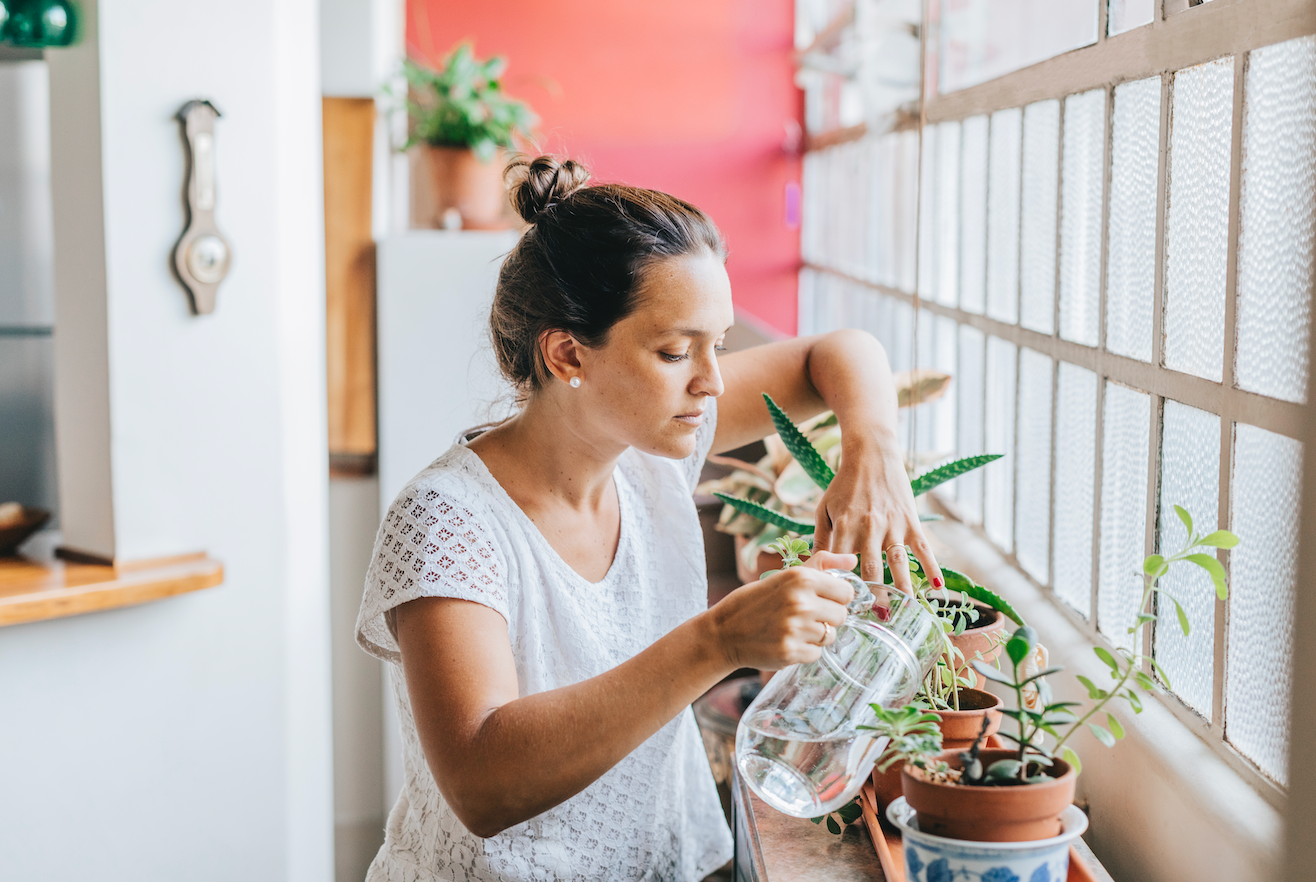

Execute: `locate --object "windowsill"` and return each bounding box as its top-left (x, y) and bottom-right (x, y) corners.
top-left (923, 497), bottom-right (1284, 881)
top-left (0, 552), bottom-right (224, 627)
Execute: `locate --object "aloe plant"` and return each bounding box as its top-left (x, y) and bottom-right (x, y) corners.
top-left (709, 393), bottom-right (1000, 540)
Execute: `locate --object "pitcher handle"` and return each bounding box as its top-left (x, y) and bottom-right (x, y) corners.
top-left (824, 568), bottom-right (875, 615)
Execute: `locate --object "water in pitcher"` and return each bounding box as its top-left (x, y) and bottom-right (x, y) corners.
top-left (736, 703), bottom-right (890, 816)
top-left (735, 576), bottom-right (942, 817)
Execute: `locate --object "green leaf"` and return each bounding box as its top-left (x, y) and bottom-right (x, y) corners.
top-left (971, 660), bottom-right (1016, 685)
top-left (919, 513), bottom-right (945, 522)
top-left (1186, 553), bottom-right (1229, 600)
top-left (1134, 670), bottom-right (1156, 691)
top-left (909, 454), bottom-right (1003, 497)
top-left (1075, 675), bottom-right (1104, 699)
top-left (1019, 666), bottom-right (1065, 687)
top-left (1006, 629), bottom-right (1036, 667)
top-left (1197, 530), bottom-right (1239, 549)
top-left (1134, 613), bottom-right (1158, 626)
top-left (984, 759), bottom-right (1022, 781)
top-left (1148, 657), bottom-right (1173, 691)
top-left (713, 493), bottom-right (815, 534)
top-left (1088, 723), bottom-right (1116, 748)
top-left (939, 567), bottom-right (1027, 626)
top-left (1143, 554), bottom-right (1165, 575)
top-left (1123, 689), bottom-right (1144, 713)
top-left (1061, 746), bottom-right (1083, 775)
top-left (837, 801), bottom-right (863, 824)
top-left (1107, 713), bottom-right (1125, 740)
top-left (1173, 595), bottom-right (1191, 636)
top-left (1174, 504), bottom-right (1194, 537)
top-left (826, 816), bottom-right (841, 834)
top-left (763, 394), bottom-right (835, 490)
top-left (1093, 646), bottom-right (1120, 673)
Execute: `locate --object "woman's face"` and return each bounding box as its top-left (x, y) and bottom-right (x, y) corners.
top-left (575, 250), bottom-right (734, 460)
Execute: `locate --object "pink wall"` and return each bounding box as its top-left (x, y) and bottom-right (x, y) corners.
top-left (408, 0), bottom-right (803, 336)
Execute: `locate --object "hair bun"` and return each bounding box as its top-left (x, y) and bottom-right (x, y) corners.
top-left (505, 154), bottom-right (592, 223)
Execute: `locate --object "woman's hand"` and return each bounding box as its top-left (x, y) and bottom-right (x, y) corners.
top-left (812, 433), bottom-right (944, 596)
top-left (707, 551), bottom-right (857, 671)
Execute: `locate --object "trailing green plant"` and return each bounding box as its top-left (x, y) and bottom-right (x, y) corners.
top-left (962, 506), bottom-right (1239, 784)
top-left (811, 702), bottom-right (945, 834)
top-left (395, 44), bottom-right (537, 160)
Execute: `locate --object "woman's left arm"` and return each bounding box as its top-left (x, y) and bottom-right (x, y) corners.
top-left (712, 328), bottom-right (942, 592)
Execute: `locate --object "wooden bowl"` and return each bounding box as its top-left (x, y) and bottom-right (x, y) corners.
top-left (0, 507), bottom-right (51, 555)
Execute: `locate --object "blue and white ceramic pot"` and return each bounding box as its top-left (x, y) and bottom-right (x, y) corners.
top-left (886, 797), bottom-right (1089, 882)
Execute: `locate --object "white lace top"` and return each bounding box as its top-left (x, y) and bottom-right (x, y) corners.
top-left (356, 399), bottom-right (733, 882)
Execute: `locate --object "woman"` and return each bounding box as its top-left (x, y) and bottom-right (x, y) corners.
top-left (356, 155), bottom-right (943, 881)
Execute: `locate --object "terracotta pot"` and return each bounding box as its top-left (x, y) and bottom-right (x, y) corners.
top-left (870, 689), bottom-right (1003, 811)
top-left (901, 748), bottom-right (1077, 842)
top-left (412, 145), bottom-right (511, 230)
top-left (946, 603), bottom-right (1007, 689)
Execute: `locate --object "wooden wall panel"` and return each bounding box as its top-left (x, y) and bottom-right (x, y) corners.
top-left (322, 97), bottom-right (378, 473)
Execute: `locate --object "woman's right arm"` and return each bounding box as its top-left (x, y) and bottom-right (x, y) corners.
top-left (393, 552), bottom-right (856, 838)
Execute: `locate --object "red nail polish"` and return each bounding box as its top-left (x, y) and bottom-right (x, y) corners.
top-left (932, 576), bottom-right (944, 588)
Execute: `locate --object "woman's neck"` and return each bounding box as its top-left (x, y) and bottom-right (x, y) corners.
top-left (468, 396), bottom-right (623, 513)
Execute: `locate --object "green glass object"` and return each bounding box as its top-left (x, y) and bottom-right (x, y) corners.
top-left (4, 2), bottom-right (37, 45)
top-left (1, 0), bottom-right (77, 47)
top-left (36, 0), bottom-right (74, 46)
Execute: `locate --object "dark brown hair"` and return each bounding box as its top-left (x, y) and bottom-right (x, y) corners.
top-left (490, 154), bottom-right (726, 393)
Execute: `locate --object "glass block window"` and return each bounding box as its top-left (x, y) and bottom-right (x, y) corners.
top-left (1020, 100), bottom-right (1059, 335)
top-left (1058, 89), bottom-right (1105, 347)
top-left (1235, 35), bottom-right (1316, 404)
top-left (1163, 57), bottom-right (1234, 382)
top-left (1105, 76), bottom-right (1161, 362)
top-left (1156, 400), bottom-right (1221, 718)
top-left (798, 17), bottom-right (1315, 787)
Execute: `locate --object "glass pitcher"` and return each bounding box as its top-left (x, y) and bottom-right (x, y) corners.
top-left (735, 570), bottom-right (942, 818)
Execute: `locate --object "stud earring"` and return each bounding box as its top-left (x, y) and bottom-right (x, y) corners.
top-left (569, 376), bottom-right (582, 388)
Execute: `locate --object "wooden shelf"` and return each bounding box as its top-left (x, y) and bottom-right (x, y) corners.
top-left (0, 552), bottom-right (224, 627)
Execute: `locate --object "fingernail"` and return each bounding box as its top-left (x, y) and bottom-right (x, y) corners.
top-left (932, 576), bottom-right (944, 588)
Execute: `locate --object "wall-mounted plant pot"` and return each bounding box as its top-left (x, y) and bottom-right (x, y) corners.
top-left (870, 689), bottom-right (1004, 811)
top-left (411, 145), bottom-right (512, 230)
top-left (901, 748), bottom-right (1077, 842)
top-left (887, 795), bottom-right (1088, 882)
top-left (945, 603), bottom-right (1007, 689)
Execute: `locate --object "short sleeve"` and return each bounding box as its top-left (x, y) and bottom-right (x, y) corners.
top-left (681, 396), bottom-right (719, 494)
top-left (356, 478), bottom-right (510, 664)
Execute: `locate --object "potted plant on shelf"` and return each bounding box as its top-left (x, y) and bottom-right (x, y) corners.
top-left (398, 43), bottom-right (537, 230)
top-left (886, 507), bottom-right (1237, 879)
top-left (711, 392), bottom-right (1022, 816)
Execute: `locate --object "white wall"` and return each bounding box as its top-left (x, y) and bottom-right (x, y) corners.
top-left (376, 231), bottom-right (519, 510)
top-left (0, 1), bottom-right (333, 879)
